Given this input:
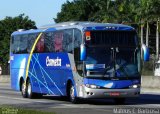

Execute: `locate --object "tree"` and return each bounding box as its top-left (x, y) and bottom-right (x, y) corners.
top-left (54, 0), bottom-right (86, 23)
top-left (0, 14), bottom-right (36, 74)
top-left (137, 0), bottom-right (160, 59)
top-left (54, 0), bottom-right (141, 23)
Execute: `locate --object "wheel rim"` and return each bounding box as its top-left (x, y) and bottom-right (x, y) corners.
top-left (22, 82), bottom-right (26, 95)
top-left (27, 83), bottom-right (31, 96)
top-left (70, 86), bottom-right (75, 101)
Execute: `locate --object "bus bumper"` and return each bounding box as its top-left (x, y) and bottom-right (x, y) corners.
top-left (81, 87), bottom-right (140, 98)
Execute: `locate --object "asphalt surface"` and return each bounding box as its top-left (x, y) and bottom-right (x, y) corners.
top-left (0, 83), bottom-right (160, 114)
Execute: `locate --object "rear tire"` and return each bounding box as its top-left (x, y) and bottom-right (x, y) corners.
top-left (21, 81), bottom-right (27, 98)
top-left (27, 79), bottom-right (35, 99)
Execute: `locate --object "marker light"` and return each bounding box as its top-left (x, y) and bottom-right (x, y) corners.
top-left (85, 31), bottom-right (91, 41)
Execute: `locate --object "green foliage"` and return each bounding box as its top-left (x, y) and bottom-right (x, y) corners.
top-left (0, 106), bottom-right (55, 114)
top-left (0, 14), bottom-right (36, 70)
top-left (138, 0), bottom-right (160, 22)
top-left (54, 0), bottom-right (160, 24)
top-left (54, 0), bottom-right (140, 23)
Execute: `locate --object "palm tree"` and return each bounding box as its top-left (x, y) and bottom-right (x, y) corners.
top-left (137, 0), bottom-right (160, 59)
top-left (156, 19), bottom-right (159, 60)
top-left (147, 0), bottom-right (160, 60)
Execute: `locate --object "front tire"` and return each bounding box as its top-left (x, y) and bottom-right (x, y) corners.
top-left (69, 83), bottom-right (78, 103)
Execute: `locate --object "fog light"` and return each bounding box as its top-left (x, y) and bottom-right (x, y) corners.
top-left (90, 92), bottom-right (93, 95)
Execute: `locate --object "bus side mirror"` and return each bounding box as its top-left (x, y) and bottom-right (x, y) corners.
top-left (142, 44), bottom-right (150, 61)
top-left (80, 44), bottom-right (86, 61)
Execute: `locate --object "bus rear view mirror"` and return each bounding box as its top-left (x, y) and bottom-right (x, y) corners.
top-left (80, 44), bottom-right (86, 61)
top-left (142, 44), bottom-right (150, 61)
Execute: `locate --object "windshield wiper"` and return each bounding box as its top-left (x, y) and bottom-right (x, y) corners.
top-left (102, 66), bottom-right (111, 78)
top-left (102, 64), bottom-right (129, 79)
top-left (116, 64), bottom-right (129, 78)
top-left (102, 47), bottom-right (116, 78)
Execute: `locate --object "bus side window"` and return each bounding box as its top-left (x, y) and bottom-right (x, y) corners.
top-left (12, 36), bottom-right (21, 54)
top-left (19, 34), bottom-right (28, 53)
top-left (74, 29), bottom-right (83, 75)
top-left (74, 29), bottom-right (82, 49)
top-left (35, 34), bottom-right (44, 53)
top-left (28, 33), bottom-right (38, 53)
top-left (44, 32), bottom-right (55, 52)
top-left (74, 29), bottom-right (82, 61)
top-left (11, 36), bottom-right (15, 53)
top-left (54, 32), bottom-right (63, 52)
top-left (63, 29), bottom-right (73, 53)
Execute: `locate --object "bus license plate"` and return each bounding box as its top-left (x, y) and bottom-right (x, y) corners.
top-left (104, 92), bottom-right (120, 96)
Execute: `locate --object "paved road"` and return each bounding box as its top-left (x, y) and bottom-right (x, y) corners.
top-left (0, 83), bottom-right (160, 114)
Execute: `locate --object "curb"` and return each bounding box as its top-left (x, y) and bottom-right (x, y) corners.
top-left (141, 76), bottom-right (160, 88)
top-left (141, 87), bottom-right (160, 94)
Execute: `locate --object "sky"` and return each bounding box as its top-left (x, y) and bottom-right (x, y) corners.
top-left (0, 0), bottom-right (72, 27)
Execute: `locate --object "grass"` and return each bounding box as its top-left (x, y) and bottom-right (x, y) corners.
top-left (0, 106), bottom-right (55, 114)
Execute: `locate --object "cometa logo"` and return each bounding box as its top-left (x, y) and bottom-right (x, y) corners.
top-left (46, 56), bottom-right (62, 66)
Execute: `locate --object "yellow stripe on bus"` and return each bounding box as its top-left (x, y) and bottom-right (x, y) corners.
top-left (25, 32), bottom-right (43, 85)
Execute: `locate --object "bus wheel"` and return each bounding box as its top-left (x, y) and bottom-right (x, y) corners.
top-left (27, 79), bottom-right (35, 99)
top-left (114, 98), bottom-right (126, 104)
top-left (21, 81), bottom-right (27, 98)
top-left (69, 83), bottom-right (78, 103)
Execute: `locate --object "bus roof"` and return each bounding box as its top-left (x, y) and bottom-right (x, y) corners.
top-left (12, 21), bottom-right (135, 36)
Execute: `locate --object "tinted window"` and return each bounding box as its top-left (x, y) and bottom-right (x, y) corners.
top-left (74, 29), bottom-right (82, 48)
top-left (86, 31), bottom-right (137, 47)
top-left (28, 33), bottom-right (38, 53)
top-left (44, 29), bottom-right (81, 53)
top-left (44, 32), bottom-right (55, 52)
top-left (73, 29), bottom-right (83, 75)
top-left (34, 34), bottom-right (44, 53)
top-left (11, 35), bottom-right (20, 54)
top-left (11, 33), bottom-right (38, 54)
top-left (11, 29), bottom-right (81, 54)
top-left (54, 31), bottom-right (64, 52)
top-left (63, 29), bottom-right (73, 53)
top-left (11, 35), bottom-right (28, 54)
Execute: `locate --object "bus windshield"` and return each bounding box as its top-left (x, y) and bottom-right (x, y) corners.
top-left (84, 31), bottom-right (140, 79)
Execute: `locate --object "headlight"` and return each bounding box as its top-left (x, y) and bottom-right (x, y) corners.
top-left (85, 84), bottom-right (100, 89)
top-left (129, 84), bottom-right (140, 88)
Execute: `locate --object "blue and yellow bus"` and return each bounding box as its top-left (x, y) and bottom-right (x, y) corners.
top-left (10, 22), bottom-right (149, 103)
